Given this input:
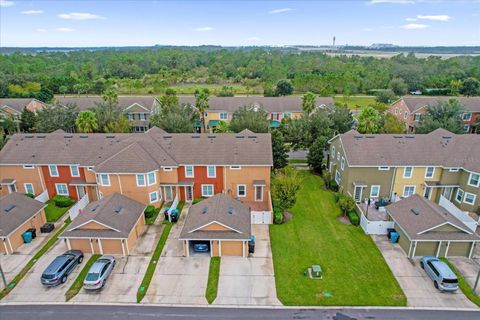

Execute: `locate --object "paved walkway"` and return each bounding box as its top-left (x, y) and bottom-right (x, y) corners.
top-left (449, 257), bottom-right (480, 295)
top-left (373, 235), bottom-right (477, 309)
top-left (214, 225), bottom-right (281, 306)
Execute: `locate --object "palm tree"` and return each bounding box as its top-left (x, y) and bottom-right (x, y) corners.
top-left (357, 106), bottom-right (381, 134)
top-left (195, 89), bottom-right (209, 132)
top-left (76, 111), bottom-right (98, 133)
top-left (302, 91), bottom-right (316, 114)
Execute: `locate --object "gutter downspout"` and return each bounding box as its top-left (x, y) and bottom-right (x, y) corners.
top-left (389, 167), bottom-right (397, 201)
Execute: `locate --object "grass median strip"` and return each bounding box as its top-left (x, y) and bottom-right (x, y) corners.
top-left (136, 222), bottom-right (173, 303)
top-left (65, 254), bottom-right (101, 301)
top-left (206, 257), bottom-right (220, 304)
top-left (0, 219), bottom-right (72, 300)
top-left (441, 258), bottom-right (480, 307)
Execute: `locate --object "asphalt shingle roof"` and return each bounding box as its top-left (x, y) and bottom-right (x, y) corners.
top-left (0, 193), bottom-right (46, 237)
top-left (0, 98), bottom-right (35, 113)
top-left (55, 96), bottom-right (159, 112)
top-left (400, 96), bottom-right (480, 113)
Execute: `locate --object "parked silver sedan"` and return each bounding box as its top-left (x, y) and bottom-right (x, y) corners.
top-left (83, 256), bottom-right (116, 290)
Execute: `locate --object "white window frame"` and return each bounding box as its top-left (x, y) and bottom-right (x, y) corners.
top-left (55, 183), bottom-right (69, 196)
top-left (403, 185), bottom-right (416, 197)
top-left (404, 111), bottom-right (408, 119)
top-left (24, 183), bottom-right (34, 195)
top-left (331, 145), bottom-right (335, 157)
top-left (464, 124), bottom-right (470, 132)
top-left (70, 165), bottom-right (80, 177)
top-left (370, 185), bottom-right (380, 198)
top-left (337, 152), bottom-right (340, 160)
top-left (147, 171), bottom-right (156, 186)
top-left (425, 167), bottom-right (435, 179)
top-left (449, 168), bottom-right (459, 172)
top-left (229, 165), bottom-right (241, 170)
top-left (414, 113), bottom-right (421, 121)
top-left (207, 166), bottom-right (216, 178)
top-left (139, 113), bottom-right (146, 121)
top-left (185, 166), bottom-right (194, 178)
top-left (403, 166), bottom-right (413, 179)
top-left (462, 113), bottom-right (472, 121)
top-left (49, 165), bottom-right (58, 177)
top-left (201, 184), bottom-right (214, 197)
top-left (284, 112), bottom-right (292, 119)
top-left (149, 191), bottom-right (159, 203)
top-left (136, 174), bottom-right (146, 187)
top-left (22, 165), bottom-right (34, 169)
top-left (455, 188), bottom-right (464, 203)
top-left (98, 174), bottom-right (110, 186)
top-left (335, 170), bottom-right (341, 184)
top-left (340, 157), bottom-right (345, 171)
top-left (163, 167), bottom-right (173, 172)
top-left (468, 173), bottom-right (480, 187)
top-left (255, 185), bottom-right (263, 202)
top-left (464, 192), bottom-right (476, 205)
top-left (219, 112), bottom-right (228, 120)
top-left (378, 166), bottom-right (390, 171)
top-left (237, 184), bottom-right (246, 198)
top-left (395, 108), bottom-right (398, 115)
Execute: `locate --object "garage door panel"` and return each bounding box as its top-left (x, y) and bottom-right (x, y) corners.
top-left (69, 239), bottom-right (92, 253)
top-left (102, 239), bottom-right (123, 254)
top-left (221, 241), bottom-right (243, 256)
top-left (448, 242), bottom-right (471, 257)
top-left (415, 242), bottom-right (438, 257)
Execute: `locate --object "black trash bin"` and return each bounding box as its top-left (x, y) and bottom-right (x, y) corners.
top-left (27, 228), bottom-right (37, 239)
top-left (40, 223), bottom-right (55, 233)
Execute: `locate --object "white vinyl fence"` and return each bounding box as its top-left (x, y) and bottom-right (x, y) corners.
top-left (439, 195), bottom-right (478, 232)
top-left (68, 194), bottom-right (90, 220)
top-left (34, 190), bottom-right (49, 203)
top-left (359, 212), bottom-right (395, 235)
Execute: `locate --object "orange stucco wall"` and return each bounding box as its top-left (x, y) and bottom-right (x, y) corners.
top-left (1, 208), bottom-right (46, 254)
top-left (0, 165), bottom-right (45, 197)
top-left (224, 166), bottom-right (270, 202)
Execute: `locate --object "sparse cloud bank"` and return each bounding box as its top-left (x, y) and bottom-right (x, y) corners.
top-left (268, 8), bottom-right (294, 14)
top-left (368, 0), bottom-right (415, 4)
top-left (21, 10), bottom-right (44, 15)
top-left (417, 14), bottom-right (452, 21)
top-left (195, 26), bottom-right (213, 32)
top-left (56, 27), bottom-right (75, 32)
top-left (401, 23), bottom-right (429, 29)
top-left (58, 12), bottom-right (105, 20)
top-left (0, 0), bottom-right (15, 7)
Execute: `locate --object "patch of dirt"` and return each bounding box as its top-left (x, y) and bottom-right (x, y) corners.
top-left (282, 211), bottom-right (293, 223)
top-left (337, 215), bottom-right (351, 225)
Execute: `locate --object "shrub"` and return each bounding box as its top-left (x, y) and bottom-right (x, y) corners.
top-left (274, 211), bottom-right (283, 224)
top-left (192, 198), bottom-right (204, 204)
top-left (329, 180), bottom-right (338, 192)
top-left (144, 205), bottom-right (155, 219)
top-left (24, 193), bottom-right (34, 198)
top-left (334, 193), bottom-right (340, 203)
top-left (348, 210), bottom-right (360, 226)
top-left (53, 195), bottom-right (73, 207)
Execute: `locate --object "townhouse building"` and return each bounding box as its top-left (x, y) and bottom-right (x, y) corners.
top-left (387, 96), bottom-right (480, 133)
top-left (0, 98), bottom-right (48, 121)
top-left (0, 127), bottom-right (273, 224)
top-left (328, 128), bottom-right (480, 215)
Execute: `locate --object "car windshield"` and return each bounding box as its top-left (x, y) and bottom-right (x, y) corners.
top-left (85, 273), bottom-right (100, 281)
top-left (42, 274), bottom-right (56, 279)
top-left (443, 278), bottom-right (458, 284)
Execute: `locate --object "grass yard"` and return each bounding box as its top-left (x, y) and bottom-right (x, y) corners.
top-left (441, 258), bottom-right (480, 307)
top-left (206, 257), bottom-right (220, 304)
top-left (333, 95), bottom-right (382, 110)
top-left (65, 254), bottom-right (101, 301)
top-left (270, 171), bottom-right (406, 306)
top-left (146, 203), bottom-right (164, 225)
top-left (44, 199), bottom-right (72, 222)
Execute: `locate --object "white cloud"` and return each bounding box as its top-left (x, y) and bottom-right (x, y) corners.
top-left (247, 36), bottom-right (261, 41)
top-left (401, 23), bottom-right (429, 29)
top-left (195, 26), bottom-right (213, 32)
top-left (21, 10), bottom-right (44, 15)
top-left (368, 0), bottom-right (414, 4)
top-left (56, 27), bottom-right (75, 32)
top-left (405, 17), bottom-right (418, 21)
top-left (268, 8), bottom-right (294, 14)
top-left (57, 12), bottom-right (105, 20)
top-left (0, 0), bottom-right (14, 7)
top-left (417, 14), bottom-right (452, 21)
top-left (36, 28), bottom-right (47, 32)
top-left (361, 28), bottom-right (374, 32)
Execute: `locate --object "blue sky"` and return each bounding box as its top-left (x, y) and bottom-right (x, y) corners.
top-left (1, 0), bottom-right (479, 47)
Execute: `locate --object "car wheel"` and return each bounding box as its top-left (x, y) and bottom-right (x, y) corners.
top-left (420, 261), bottom-right (424, 269)
top-left (101, 279), bottom-right (106, 288)
top-left (434, 281), bottom-right (439, 289)
top-left (78, 256), bottom-right (83, 264)
top-left (61, 275), bottom-right (67, 284)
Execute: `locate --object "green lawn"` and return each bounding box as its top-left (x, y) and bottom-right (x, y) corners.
top-left (441, 258), bottom-right (480, 307)
top-left (44, 200), bottom-right (72, 222)
top-left (65, 254), bottom-right (101, 301)
top-left (270, 171), bottom-right (406, 306)
top-left (206, 257), bottom-right (220, 304)
top-left (136, 222), bottom-right (172, 303)
top-left (146, 203), bottom-right (164, 225)
top-left (333, 95), bottom-right (382, 110)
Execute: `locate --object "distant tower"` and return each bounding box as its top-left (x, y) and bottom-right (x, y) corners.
top-left (333, 36), bottom-right (336, 48)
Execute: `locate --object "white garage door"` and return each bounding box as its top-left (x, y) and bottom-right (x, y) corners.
top-left (251, 211), bottom-right (272, 224)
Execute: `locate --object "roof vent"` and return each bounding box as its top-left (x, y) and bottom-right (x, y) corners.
top-left (106, 135), bottom-right (115, 139)
top-left (235, 135), bottom-right (245, 139)
top-left (91, 204), bottom-right (100, 212)
top-left (37, 135), bottom-right (46, 138)
top-left (247, 136), bottom-right (257, 139)
top-left (442, 136), bottom-right (452, 139)
top-left (411, 208), bottom-right (420, 215)
top-left (114, 205), bottom-right (123, 214)
top-left (80, 135), bottom-right (88, 139)
top-left (4, 204), bottom-right (16, 213)
top-left (163, 135), bottom-right (172, 139)
top-left (64, 135), bottom-right (73, 138)
top-left (191, 135), bottom-right (200, 138)
top-left (393, 136), bottom-right (403, 139)
top-left (354, 135), bottom-right (363, 139)
top-left (405, 136), bottom-right (415, 139)
top-left (365, 136), bottom-right (375, 139)
top-left (25, 135), bottom-right (34, 138)
top-left (227, 207), bottom-right (233, 215)
top-left (208, 135), bottom-right (216, 139)
top-left (202, 207), bottom-right (208, 214)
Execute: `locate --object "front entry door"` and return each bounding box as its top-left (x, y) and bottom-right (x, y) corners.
top-left (424, 186), bottom-right (432, 199)
top-left (76, 186), bottom-right (86, 199)
top-left (354, 186), bottom-right (363, 203)
top-left (442, 187), bottom-right (452, 200)
top-left (164, 186), bottom-right (173, 201)
top-left (185, 186), bottom-right (193, 202)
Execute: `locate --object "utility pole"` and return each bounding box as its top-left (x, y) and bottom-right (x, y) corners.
top-left (0, 259), bottom-right (7, 289)
top-left (473, 269), bottom-right (480, 294)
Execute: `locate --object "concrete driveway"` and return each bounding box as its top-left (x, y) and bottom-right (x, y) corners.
top-left (373, 235), bottom-right (477, 309)
top-left (143, 204), bottom-right (210, 305)
top-left (72, 222), bottom-right (163, 303)
top-left (3, 240), bottom-right (91, 303)
top-left (213, 225), bottom-right (281, 306)
top-left (449, 257), bottom-right (480, 295)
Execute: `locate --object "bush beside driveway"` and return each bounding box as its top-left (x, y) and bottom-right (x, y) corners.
top-left (270, 171), bottom-right (406, 306)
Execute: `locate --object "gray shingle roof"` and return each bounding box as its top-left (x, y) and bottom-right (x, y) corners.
top-left (55, 96), bottom-right (159, 112)
top-left (386, 195), bottom-right (480, 241)
top-left (0, 98), bottom-right (35, 113)
top-left (180, 194), bottom-right (251, 240)
top-left (60, 193), bottom-right (145, 239)
top-left (178, 96), bottom-right (334, 113)
top-left (0, 193), bottom-right (46, 237)
top-left (338, 128), bottom-right (480, 173)
top-left (400, 96), bottom-right (480, 113)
